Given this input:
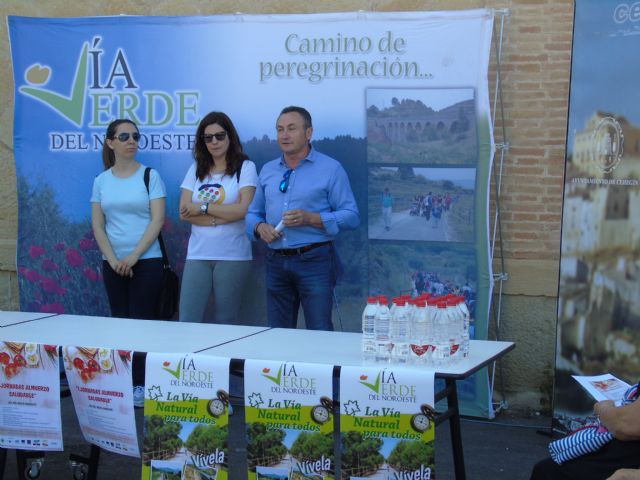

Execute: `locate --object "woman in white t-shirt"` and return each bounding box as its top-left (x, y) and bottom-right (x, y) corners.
top-left (179, 112), bottom-right (258, 324)
top-left (91, 119), bottom-right (167, 319)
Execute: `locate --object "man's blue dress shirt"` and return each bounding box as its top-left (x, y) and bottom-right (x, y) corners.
top-left (246, 147), bottom-right (360, 249)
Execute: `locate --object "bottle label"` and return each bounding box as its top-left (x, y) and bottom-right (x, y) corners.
top-left (410, 344), bottom-right (430, 357)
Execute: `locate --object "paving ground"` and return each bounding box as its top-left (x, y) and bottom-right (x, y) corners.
top-left (0, 394), bottom-right (552, 480)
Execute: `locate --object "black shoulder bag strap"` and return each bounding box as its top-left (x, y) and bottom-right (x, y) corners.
top-left (144, 167), bottom-right (170, 268)
top-left (236, 160), bottom-right (243, 182)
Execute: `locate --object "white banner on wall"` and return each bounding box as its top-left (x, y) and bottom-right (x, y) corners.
top-left (10, 9), bottom-right (495, 417)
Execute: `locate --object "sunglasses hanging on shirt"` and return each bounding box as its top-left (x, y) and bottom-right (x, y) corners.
top-left (279, 169), bottom-right (293, 193)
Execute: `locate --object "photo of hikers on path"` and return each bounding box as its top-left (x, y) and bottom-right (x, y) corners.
top-left (368, 166), bottom-right (475, 242)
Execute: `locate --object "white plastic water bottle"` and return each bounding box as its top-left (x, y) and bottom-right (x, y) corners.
top-left (361, 297), bottom-right (378, 364)
top-left (390, 299), bottom-right (410, 364)
top-left (431, 301), bottom-right (451, 367)
top-left (374, 296), bottom-right (391, 364)
top-left (446, 298), bottom-right (463, 363)
top-left (457, 296), bottom-right (471, 359)
top-left (410, 300), bottom-right (430, 365)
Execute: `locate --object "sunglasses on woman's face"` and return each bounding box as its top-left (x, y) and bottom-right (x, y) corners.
top-left (115, 132), bottom-right (141, 142)
top-left (279, 169), bottom-right (293, 193)
top-left (202, 132), bottom-right (228, 143)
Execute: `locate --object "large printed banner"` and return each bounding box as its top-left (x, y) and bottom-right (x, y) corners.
top-left (0, 342), bottom-right (63, 451)
top-left (143, 354), bottom-right (230, 479)
top-left (9, 11), bottom-right (495, 416)
top-left (554, 0), bottom-right (640, 429)
top-left (244, 360), bottom-right (334, 480)
top-left (63, 346), bottom-right (139, 456)
top-left (340, 366), bottom-right (435, 479)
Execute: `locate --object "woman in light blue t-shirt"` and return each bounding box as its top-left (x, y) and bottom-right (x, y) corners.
top-left (91, 119), bottom-right (167, 319)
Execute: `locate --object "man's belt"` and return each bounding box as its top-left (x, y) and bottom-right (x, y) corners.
top-left (272, 241), bottom-right (332, 256)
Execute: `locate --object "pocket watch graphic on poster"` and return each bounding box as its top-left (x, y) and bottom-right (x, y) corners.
top-left (207, 389), bottom-right (230, 418)
top-left (310, 396), bottom-right (333, 424)
top-left (410, 404), bottom-right (437, 433)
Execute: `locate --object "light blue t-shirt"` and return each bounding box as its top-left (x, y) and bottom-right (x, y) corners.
top-left (90, 165), bottom-right (166, 260)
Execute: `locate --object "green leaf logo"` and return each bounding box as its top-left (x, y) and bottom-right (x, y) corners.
top-left (261, 365), bottom-right (283, 385)
top-left (162, 359), bottom-right (181, 380)
top-left (19, 42), bottom-right (89, 127)
top-left (359, 372), bottom-right (381, 393)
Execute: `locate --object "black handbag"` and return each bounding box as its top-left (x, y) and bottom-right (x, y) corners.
top-left (144, 168), bottom-right (180, 320)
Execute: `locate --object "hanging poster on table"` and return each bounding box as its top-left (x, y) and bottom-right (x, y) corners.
top-left (0, 341), bottom-right (62, 451)
top-left (62, 346), bottom-right (138, 456)
top-left (340, 366), bottom-right (435, 480)
top-left (143, 353), bottom-right (230, 480)
top-left (9, 9), bottom-right (494, 417)
top-left (244, 360), bottom-right (334, 480)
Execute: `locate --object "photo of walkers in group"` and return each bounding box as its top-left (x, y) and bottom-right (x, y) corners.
top-left (368, 166), bottom-right (475, 242)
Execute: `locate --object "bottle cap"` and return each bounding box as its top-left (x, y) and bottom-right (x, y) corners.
top-left (437, 302), bottom-right (447, 309)
top-left (367, 297), bottom-right (377, 304)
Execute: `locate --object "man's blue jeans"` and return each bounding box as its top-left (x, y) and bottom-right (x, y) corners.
top-left (265, 244), bottom-right (336, 331)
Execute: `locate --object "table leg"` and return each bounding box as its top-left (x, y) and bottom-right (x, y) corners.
top-left (446, 378), bottom-right (466, 480)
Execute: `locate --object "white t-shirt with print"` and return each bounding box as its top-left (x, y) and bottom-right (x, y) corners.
top-left (91, 165), bottom-right (166, 260)
top-left (180, 160), bottom-right (258, 261)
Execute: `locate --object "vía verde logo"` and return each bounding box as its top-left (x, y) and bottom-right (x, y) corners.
top-left (359, 371), bottom-right (382, 393)
top-left (18, 37), bottom-right (200, 152)
top-left (162, 356), bottom-right (215, 389)
top-left (262, 363), bottom-right (317, 395)
top-left (261, 364), bottom-right (283, 385)
top-left (359, 369), bottom-right (417, 401)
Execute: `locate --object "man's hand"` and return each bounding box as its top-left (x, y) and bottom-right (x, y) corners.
top-left (607, 469), bottom-right (640, 480)
top-left (282, 209), bottom-right (323, 228)
top-left (256, 222), bottom-right (281, 243)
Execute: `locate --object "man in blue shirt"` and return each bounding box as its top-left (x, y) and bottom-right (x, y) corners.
top-left (246, 106), bottom-right (360, 330)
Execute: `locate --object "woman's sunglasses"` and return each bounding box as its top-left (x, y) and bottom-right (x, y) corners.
top-left (279, 169), bottom-right (293, 193)
top-left (115, 132), bottom-right (141, 142)
top-left (202, 132), bottom-right (227, 143)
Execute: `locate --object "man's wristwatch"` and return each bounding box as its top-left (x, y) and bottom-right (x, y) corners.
top-left (200, 203), bottom-right (209, 215)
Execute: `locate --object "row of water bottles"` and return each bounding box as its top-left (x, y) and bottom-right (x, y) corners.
top-left (362, 294), bottom-right (470, 366)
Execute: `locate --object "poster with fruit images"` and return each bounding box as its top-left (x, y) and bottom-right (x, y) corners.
top-left (142, 353), bottom-right (230, 480)
top-left (0, 341), bottom-right (63, 450)
top-left (340, 366), bottom-right (435, 480)
top-left (63, 346), bottom-right (139, 457)
top-left (244, 360), bottom-right (334, 480)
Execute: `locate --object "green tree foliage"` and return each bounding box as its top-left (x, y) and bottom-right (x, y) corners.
top-left (184, 424), bottom-right (228, 456)
top-left (387, 440), bottom-right (435, 472)
top-left (290, 432), bottom-right (333, 462)
top-left (340, 431), bottom-right (384, 478)
top-left (142, 415), bottom-right (183, 464)
top-left (246, 423), bottom-right (287, 466)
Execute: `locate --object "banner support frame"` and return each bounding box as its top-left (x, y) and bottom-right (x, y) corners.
top-left (488, 8), bottom-right (510, 414)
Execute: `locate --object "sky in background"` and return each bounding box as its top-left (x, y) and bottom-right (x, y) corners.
top-left (366, 87), bottom-right (474, 112)
top-left (567, 0), bottom-right (640, 152)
